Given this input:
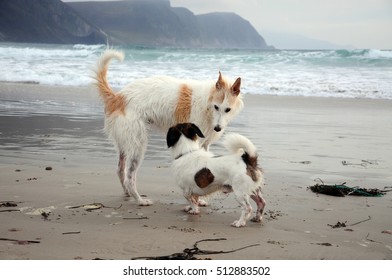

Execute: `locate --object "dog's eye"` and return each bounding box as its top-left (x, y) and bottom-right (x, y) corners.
top-left (225, 108), bottom-right (231, 113)
top-left (214, 105), bottom-right (219, 111)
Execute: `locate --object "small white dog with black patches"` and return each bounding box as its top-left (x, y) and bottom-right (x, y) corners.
top-left (166, 123), bottom-right (266, 227)
top-left (94, 50), bottom-right (243, 206)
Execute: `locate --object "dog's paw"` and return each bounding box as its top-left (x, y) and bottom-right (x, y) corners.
top-left (198, 199), bottom-right (208, 207)
top-left (251, 216), bottom-right (262, 223)
top-left (231, 220), bottom-right (246, 228)
top-left (184, 205), bottom-right (200, 215)
top-left (138, 198), bottom-right (153, 206)
top-left (188, 210), bottom-right (200, 215)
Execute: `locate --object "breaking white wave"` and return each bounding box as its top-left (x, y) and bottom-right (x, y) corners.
top-left (0, 43), bottom-right (391, 99)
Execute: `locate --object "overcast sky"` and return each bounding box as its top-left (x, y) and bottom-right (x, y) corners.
top-left (63, 0), bottom-right (392, 49)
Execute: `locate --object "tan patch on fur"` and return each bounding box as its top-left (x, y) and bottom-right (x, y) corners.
top-left (96, 65), bottom-right (126, 116)
top-left (208, 89), bottom-right (241, 111)
top-left (209, 87), bottom-right (225, 103)
top-left (175, 84), bottom-right (193, 123)
top-left (105, 93), bottom-right (126, 116)
top-left (226, 92), bottom-right (241, 107)
top-left (209, 75), bottom-right (241, 104)
top-left (194, 168), bottom-right (215, 188)
top-left (216, 72), bottom-right (228, 90)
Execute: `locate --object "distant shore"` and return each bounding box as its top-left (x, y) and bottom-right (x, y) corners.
top-left (1, 82), bottom-right (391, 259)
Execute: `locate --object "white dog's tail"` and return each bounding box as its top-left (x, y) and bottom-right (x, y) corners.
top-left (94, 50), bottom-right (125, 114)
top-left (222, 133), bottom-right (258, 158)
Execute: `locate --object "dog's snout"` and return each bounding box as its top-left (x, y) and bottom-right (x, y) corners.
top-left (214, 125), bottom-right (222, 132)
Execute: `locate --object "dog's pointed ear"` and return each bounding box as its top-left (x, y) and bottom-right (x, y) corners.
top-left (191, 123), bottom-right (205, 138)
top-left (166, 127), bottom-right (181, 148)
top-left (216, 71), bottom-right (224, 90)
top-left (231, 77), bottom-right (241, 96)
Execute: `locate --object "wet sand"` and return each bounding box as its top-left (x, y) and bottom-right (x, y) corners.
top-left (1, 82), bottom-right (391, 259)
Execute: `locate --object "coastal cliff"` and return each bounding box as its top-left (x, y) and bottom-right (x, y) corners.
top-left (0, 0), bottom-right (269, 49)
top-left (0, 0), bottom-right (107, 44)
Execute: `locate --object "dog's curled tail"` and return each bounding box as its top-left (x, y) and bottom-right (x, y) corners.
top-left (222, 133), bottom-right (258, 158)
top-left (94, 50), bottom-right (125, 112)
top-left (223, 133), bottom-right (261, 182)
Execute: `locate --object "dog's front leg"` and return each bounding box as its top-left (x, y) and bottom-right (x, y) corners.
top-left (184, 194), bottom-right (200, 215)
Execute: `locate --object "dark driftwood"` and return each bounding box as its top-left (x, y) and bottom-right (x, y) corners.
top-left (0, 209), bottom-right (20, 213)
top-left (0, 238), bottom-right (40, 244)
top-left (123, 217), bottom-right (149, 220)
top-left (67, 203), bottom-right (122, 211)
top-left (62, 231), bottom-right (81, 235)
top-left (132, 238), bottom-right (260, 260)
top-left (349, 216), bottom-right (371, 226)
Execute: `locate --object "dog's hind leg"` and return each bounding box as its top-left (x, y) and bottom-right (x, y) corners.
top-left (121, 124), bottom-right (152, 206)
top-left (250, 188), bottom-right (266, 223)
top-left (117, 152), bottom-right (127, 195)
top-left (113, 115), bottom-right (152, 206)
top-left (232, 193), bottom-right (252, 228)
top-left (123, 155), bottom-right (152, 206)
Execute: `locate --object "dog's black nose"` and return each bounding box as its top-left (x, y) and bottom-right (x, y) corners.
top-left (214, 125), bottom-right (222, 132)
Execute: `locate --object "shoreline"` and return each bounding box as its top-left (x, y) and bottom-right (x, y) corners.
top-left (2, 80), bottom-right (392, 102)
top-left (1, 82), bottom-right (391, 260)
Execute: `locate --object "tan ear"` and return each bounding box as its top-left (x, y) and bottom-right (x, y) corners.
top-left (216, 71), bottom-right (224, 90)
top-left (231, 77), bottom-right (241, 96)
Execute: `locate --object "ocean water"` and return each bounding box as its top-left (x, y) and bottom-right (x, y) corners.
top-left (0, 43), bottom-right (392, 99)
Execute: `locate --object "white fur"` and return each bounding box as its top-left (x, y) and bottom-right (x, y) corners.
top-left (169, 126), bottom-right (266, 227)
top-left (94, 50), bottom-right (243, 206)
top-left (222, 133), bottom-right (258, 157)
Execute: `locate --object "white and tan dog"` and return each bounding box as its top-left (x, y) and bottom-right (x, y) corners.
top-left (95, 50), bottom-right (243, 206)
top-left (166, 123), bottom-right (266, 227)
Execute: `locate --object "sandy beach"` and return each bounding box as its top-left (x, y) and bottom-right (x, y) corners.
top-left (0, 82), bottom-right (391, 260)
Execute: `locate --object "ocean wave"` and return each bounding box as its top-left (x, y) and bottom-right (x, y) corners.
top-left (335, 49), bottom-right (392, 59)
top-left (1, 43), bottom-right (391, 100)
top-left (72, 44), bottom-right (106, 51)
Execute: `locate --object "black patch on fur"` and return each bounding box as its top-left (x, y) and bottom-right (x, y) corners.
top-left (182, 123), bottom-right (205, 140)
top-left (241, 152), bottom-right (261, 182)
top-left (167, 123), bottom-right (205, 148)
top-left (194, 168), bottom-right (214, 188)
top-left (166, 127), bottom-right (182, 148)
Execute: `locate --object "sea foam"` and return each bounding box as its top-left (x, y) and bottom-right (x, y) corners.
top-left (0, 43), bottom-right (391, 99)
